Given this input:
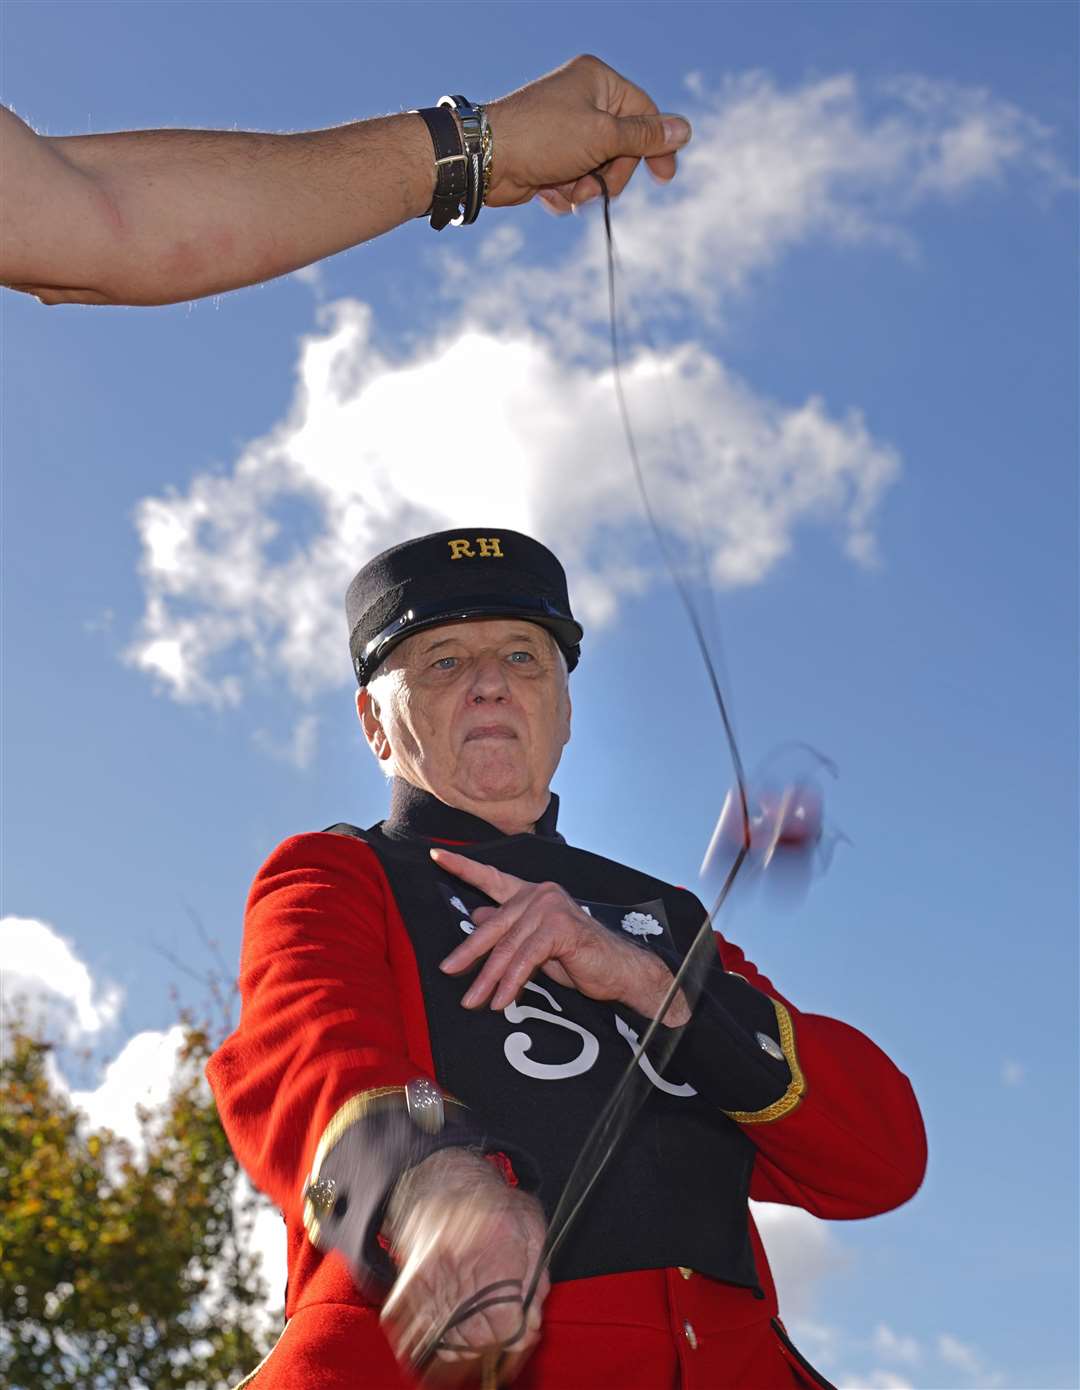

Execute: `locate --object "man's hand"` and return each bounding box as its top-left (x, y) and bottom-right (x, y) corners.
top-left (433, 848), bottom-right (690, 1025)
top-left (486, 54), bottom-right (691, 213)
top-left (381, 1148), bottom-right (549, 1386)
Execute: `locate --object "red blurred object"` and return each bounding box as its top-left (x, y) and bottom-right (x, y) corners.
top-left (700, 781), bottom-right (825, 907)
top-left (759, 784), bottom-right (824, 852)
top-left (706, 782), bottom-right (822, 857)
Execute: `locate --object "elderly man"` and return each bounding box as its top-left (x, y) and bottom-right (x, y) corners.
top-left (208, 528), bottom-right (927, 1389)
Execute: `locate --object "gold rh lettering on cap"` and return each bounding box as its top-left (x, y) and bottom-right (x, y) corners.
top-left (447, 537), bottom-right (504, 560)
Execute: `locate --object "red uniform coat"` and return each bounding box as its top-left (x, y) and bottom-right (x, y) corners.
top-left (208, 815), bottom-right (926, 1390)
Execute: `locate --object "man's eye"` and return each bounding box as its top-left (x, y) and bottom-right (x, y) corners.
top-left (433, 656), bottom-right (459, 670)
top-left (507, 651), bottom-right (534, 664)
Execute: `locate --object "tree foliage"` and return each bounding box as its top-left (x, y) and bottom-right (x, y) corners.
top-left (0, 1022), bottom-right (280, 1389)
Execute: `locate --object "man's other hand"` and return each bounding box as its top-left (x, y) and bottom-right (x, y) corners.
top-left (381, 1148), bottom-right (549, 1386)
top-left (433, 848), bottom-right (691, 1025)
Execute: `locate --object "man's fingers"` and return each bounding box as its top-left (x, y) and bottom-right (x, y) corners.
top-left (440, 893), bottom-right (532, 975)
top-left (645, 151), bottom-right (678, 183)
top-left (610, 110), bottom-right (691, 160)
top-left (469, 901), bottom-right (575, 1010)
top-left (381, 1180), bottom-right (547, 1384)
top-left (431, 847), bottom-right (523, 904)
top-left (570, 157), bottom-right (636, 207)
top-left (440, 920), bottom-right (499, 976)
top-left (456, 1296), bottom-right (527, 1352)
top-left (536, 188), bottom-right (573, 216)
top-left (444, 882), bottom-right (594, 1003)
top-left (382, 1301), bottom-right (436, 1373)
top-left (575, 110), bottom-right (689, 204)
top-left (488, 931), bottom-right (558, 1011)
top-left (523, 1269), bottom-right (550, 1335)
top-left (459, 922), bottom-right (544, 1008)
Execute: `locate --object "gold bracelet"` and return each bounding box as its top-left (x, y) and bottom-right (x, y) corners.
top-left (479, 106), bottom-right (494, 204)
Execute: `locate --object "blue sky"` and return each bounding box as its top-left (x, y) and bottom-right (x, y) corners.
top-left (2, 4), bottom-right (1077, 1387)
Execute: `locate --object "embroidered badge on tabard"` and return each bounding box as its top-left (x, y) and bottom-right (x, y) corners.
top-left (620, 910), bottom-right (663, 938)
top-left (576, 897), bottom-right (674, 950)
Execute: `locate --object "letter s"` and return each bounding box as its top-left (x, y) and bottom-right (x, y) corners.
top-left (503, 983), bottom-right (600, 1081)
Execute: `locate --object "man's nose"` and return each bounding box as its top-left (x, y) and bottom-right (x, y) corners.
top-left (466, 653), bottom-right (511, 703)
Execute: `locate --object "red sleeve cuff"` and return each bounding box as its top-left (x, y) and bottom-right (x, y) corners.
top-left (484, 1150), bottom-right (519, 1187)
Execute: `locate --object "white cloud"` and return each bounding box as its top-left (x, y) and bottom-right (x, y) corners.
top-left (937, 1332), bottom-right (983, 1374)
top-left (70, 1025), bottom-right (188, 1152)
top-left (872, 1322), bottom-right (922, 1366)
top-left (1, 915), bottom-right (121, 1040)
top-left (884, 75), bottom-right (1073, 198)
top-left (83, 607), bottom-right (115, 635)
top-left (453, 71), bottom-right (1073, 332)
top-left (751, 1201), bottom-right (849, 1317)
top-left (248, 1186), bottom-right (288, 1320)
top-left (1000, 1058), bottom-right (1025, 1087)
top-left (291, 261), bottom-right (325, 296)
top-left (0, 916), bottom-right (193, 1155)
top-left (789, 1316), bottom-right (922, 1390)
top-left (253, 712), bottom-right (321, 769)
top-left (823, 1323), bottom-right (999, 1390)
top-left (839, 1372), bottom-right (915, 1390)
top-left (123, 69), bottom-right (1068, 713)
top-left (126, 306), bottom-right (899, 706)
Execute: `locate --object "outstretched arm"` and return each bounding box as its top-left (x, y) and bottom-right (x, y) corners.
top-left (1, 54), bottom-right (690, 308)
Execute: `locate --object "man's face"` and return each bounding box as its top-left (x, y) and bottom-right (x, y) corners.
top-left (358, 618), bottom-right (572, 828)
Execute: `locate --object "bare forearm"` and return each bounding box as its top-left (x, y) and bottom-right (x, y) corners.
top-left (21, 115), bottom-right (435, 306)
top-left (5, 58), bottom-right (693, 310)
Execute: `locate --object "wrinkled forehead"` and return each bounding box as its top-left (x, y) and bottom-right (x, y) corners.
top-left (385, 617), bottom-right (558, 670)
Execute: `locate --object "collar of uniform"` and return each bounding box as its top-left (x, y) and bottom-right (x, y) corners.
top-left (382, 777), bottom-right (562, 843)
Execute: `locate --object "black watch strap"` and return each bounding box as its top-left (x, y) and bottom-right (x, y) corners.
top-left (412, 105), bottom-right (468, 231)
top-left (439, 94), bottom-right (484, 225)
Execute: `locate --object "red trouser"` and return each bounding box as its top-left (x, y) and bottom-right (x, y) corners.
top-left (241, 1268), bottom-right (818, 1389)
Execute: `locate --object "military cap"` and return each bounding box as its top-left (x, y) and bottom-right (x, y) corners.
top-left (346, 527), bottom-right (583, 686)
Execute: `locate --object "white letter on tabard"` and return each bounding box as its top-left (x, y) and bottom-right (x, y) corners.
top-left (614, 1013), bottom-right (697, 1098)
top-left (503, 982), bottom-right (600, 1081)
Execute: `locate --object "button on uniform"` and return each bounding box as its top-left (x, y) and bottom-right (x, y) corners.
top-left (756, 1030), bottom-right (785, 1061)
top-left (683, 1320), bottom-right (698, 1351)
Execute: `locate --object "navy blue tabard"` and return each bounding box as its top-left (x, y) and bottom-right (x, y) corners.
top-left (328, 784), bottom-right (762, 1293)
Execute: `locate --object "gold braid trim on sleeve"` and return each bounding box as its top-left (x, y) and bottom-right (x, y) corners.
top-left (723, 998), bottom-right (806, 1125)
top-left (302, 1085), bottom-right (465, 1245)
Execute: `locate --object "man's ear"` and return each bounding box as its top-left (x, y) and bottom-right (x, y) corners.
top-left (356, 688), bottom-right (392, 763)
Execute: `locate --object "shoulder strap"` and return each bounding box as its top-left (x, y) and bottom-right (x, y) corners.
top-left (321, 821), bottom-right (369, 840)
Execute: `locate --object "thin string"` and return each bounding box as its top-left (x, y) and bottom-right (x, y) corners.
top-left (414, 1280), bottom-right (525, 1367)
top-left (596, 176), bottom-right (750, 818)
top-left (417, 175), bottom-right (753, 1384)
top-left (597, 196), bottom-right (733, 719)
